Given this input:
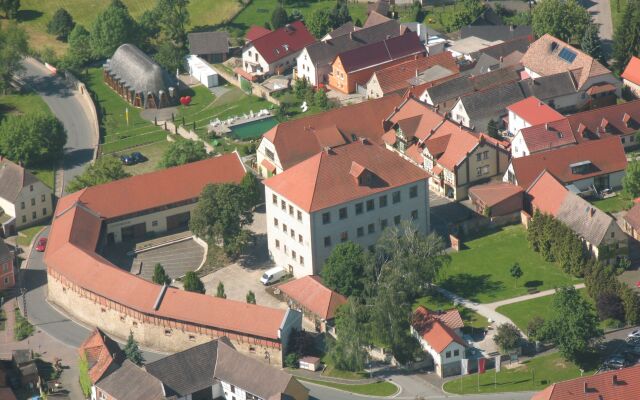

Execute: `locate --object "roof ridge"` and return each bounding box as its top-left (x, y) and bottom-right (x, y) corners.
top-left (308, 152), bottom-right (325, 211)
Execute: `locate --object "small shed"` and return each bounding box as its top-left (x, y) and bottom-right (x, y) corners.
top-left (186, 55), bottom-right (219, 88)
top-left (188, 31), bottom-right (229, 63)
top-left (299, 356), bottom-right (321, 372)
top-left (468, 182), bottom-right (524, 218)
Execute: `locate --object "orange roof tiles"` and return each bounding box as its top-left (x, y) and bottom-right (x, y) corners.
top-left (624, 202), bottom-right (640, 231)
top-left (507, 96), bottom-right (564, 126)
top-left (45, 154), bottom-right (288, 342)
top-left (510, 136), bottom-right (627, 190)
top-left (468, 182), bottom-right (524, 208)
top-left (519, 119), bottom-right (577, 154)
top-left (622, 56), bottom-right (640, 85)
top-left (526, 170), bottom-right (569, 215)
top-left (263, 140), bottom-right (429, 212)
top-left (412, 307), bottom-right (466, 353)
top-left (531, 364), bottom-right (640, 400)
top-left (79, 328), bottom-right (124, 383)
top-left (277, 276), bottom-right (347, 320)
top-left (414, 306), bottom-right (464, 330)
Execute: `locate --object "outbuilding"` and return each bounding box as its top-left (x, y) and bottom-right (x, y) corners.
top-left (186, 55), bottom-right (219, 88)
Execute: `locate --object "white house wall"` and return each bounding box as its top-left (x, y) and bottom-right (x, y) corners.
top-left (257, 138), bottom-right (285, 177)
top-left (14, 181), bottom-right (53, 228)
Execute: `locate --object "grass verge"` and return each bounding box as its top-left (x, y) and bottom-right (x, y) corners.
top-left (14, 308), bottom-right (35, 341)
top-left (17, 225), bottom-right (46, 247)
top-left (298, 377), bottom-right (398, 397)
top-left (0, 92), bottom-right (52, 118)
top-left (590, 195), bottom-right (632, 213)
top-left (0, 308), bottom-right (5, 331)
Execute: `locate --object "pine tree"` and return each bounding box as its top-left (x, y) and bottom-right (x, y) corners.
top-left (487, 119), bottom-right (499, 139)
top-left (581, 22), bottom-right (606, 65)
top-left (123, 331), bottom-right (144, 365)
top-left (182, 271), bottom-right (205, 294)
top-left (246, 290), bottom-right (256, 304)
top-left (612, 0), bottom-right (640, 73)
top-left (216, 281), bottom-right (227, 298)
top-left (152, 263), bottom-right (171, 285)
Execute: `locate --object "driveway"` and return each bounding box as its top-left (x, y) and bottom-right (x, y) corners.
top-left (20, 58), bottom-right (98, 194)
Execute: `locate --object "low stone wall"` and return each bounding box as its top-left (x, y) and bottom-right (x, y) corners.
top-left (47, 269), bottom-right (283, 366)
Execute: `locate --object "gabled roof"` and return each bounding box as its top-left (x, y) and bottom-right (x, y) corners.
top-left (468, 182), bottom-right (524, 208)
top-left (622, 56), bottom-right (640, 85)
top-left (188, 31), bottom-right (229, 55)
top-left (213, 340), bottom-right (308, 399)
top-left (262, 94), bottom-right (401, 170)
top-left (521, 34), bottom-right (612, 90)
top-left (78, 328), bottom-right (125, 384)
top-left (568, 99), bottom-right (640, 142)
top-left (477, 35), bottom-right (532, 61)
top-left (363, 10), bottom-right (391, 28)
top-left (460, 25), bottom-right (532, 42)
top-left (0, 158), bottom-right (41, 202)
top-left (323, 21), bottom-right (358, 40)
top-left (145, 338), bottom-right (232, 397)
top-left (519, 71), bottom-right (578, 100)
top-left (96, 360), bottom-right (166, 400)
top-left (414, 306), bottom-right (464, 330)
top-left (386, 97), bottom-right (448, 141)
top-left (424, 66), bottom-right (520, 105)
top-left (336, 31), bottom-right (424, 73)
top-left (249, 21), bottom-right (315, 64)
top-left (104, 44), bottom-right (176, 96)
top-left (507, 96), bottom-right (564, 126)
top-left (246, 26), bottom-right (272, 42)
top-left (510, 136), bottom-right (627, 189)
top-left (526, 170), bottom-right (568, 215)
top-left (458, 81), bottom-right (525, 124)
top-left (624, 202), bottom-right (640, 232)
top-left (263, 140), bottom-right (428, 213)
top-left (519, 119), bottom-right (577, 154)
top-left (412, 308), bottom-right (466, 353)
top-left (278, 276), bottom-right (347, 320)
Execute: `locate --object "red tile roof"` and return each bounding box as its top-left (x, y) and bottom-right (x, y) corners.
top-left (568, 99), bottom-right (640, 142)
top-left (246, 26), bottom-right (271, 42)
top-left (622, 56), bottom-right (640, 85)
top-left (249, 21), bottom-right (315, 64)
top-left (468, 182), bottom-right (524, 208)
top-left (526, 170), bottom-right (569, 215)
top-left (412, 307), bottom-right (466, 353)
top-left (531, 364), bottom-right (640, 400)
top-left (414, 306), bottom-right (464, 330)
top-left (46, 154), bottom-right (288, 342)
top-left (79, 328), bottom-right (124, 383)
top-left (624, 202), bottom-right (640, 231)
top-left (510, 136), bottom-right (627, 189)
top-left (336, 31), bottom-right (425, 73)
top-left (519, 119), bottom-right (577, 154)
top-left (0, 388), bottom-right (17, 400)
top-left (507, 96), bottom-right (564, 126)
top-left (262, 94), bottom-right (401, 170)
top-left (263, 140), bottom-right (429, 212)
top-left (277, 276), bottom-right (347, 320)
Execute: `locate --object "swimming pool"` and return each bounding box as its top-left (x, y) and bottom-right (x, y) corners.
top-left (229, 117), bottom-right (278, 140)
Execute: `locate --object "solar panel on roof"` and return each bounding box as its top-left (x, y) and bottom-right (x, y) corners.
top-left (558, 47), bottom-right (577, 63)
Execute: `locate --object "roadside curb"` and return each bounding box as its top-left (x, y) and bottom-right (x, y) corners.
top-left (20, 225), bottom-right (48, 269)
top-left (297, 377), bottom-right (401, 399)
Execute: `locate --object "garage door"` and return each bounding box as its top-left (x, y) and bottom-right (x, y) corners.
top-left (166, 212), bottom-right (191, 232)
top-left (121, 223), bottom-right (146, 242)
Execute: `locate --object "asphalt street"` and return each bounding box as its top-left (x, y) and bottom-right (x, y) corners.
top-left (21, 58), bottom-right (97, 194)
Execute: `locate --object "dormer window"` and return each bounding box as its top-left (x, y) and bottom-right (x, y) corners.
top-left (570, 160), bottom-right (593, 174)
top-left (350, 161), bottom-right (372, 186)
top-left (623, 113), bottom-right (632, 127)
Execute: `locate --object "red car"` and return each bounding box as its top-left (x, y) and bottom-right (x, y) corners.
top-left (35, 237), bottom-right (47, 252)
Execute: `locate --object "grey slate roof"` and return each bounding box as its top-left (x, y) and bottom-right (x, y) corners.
top-left (0, 159), bottom-right (39, 203)
top-left (468, 53), bottom-right (501, 76)
top-left (0, 239), bottom-right (11, 262)
top-left (305, 19), bottom-right (402, 66)
top-left (556, 193), bottom-right (616, 246)
top-left (459, 81), bottom-right (525, 122)
top-left (188, 31), bottom-right (229, 55)
top-left (104, 44), bottom-right (176, 96)
top-left (519, 72), bottom-right (578, 101)
top-left (144, 338), bottom-right (231, 397)
top-left (426, 66), bottom-right (520, 105)
top-left (476, 36), bottom-right (531, 60)
top-left (96, 360), bottom-right (166, 400)
top-left (324, 22), bottom-right (357, 39)
top-left (460, 25), bottom-right (532, 42)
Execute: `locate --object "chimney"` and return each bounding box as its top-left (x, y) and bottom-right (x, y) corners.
top-left (359, 137), bottom-right (369, 144)
top-left (612, 374), bottom-right (618, 385)
top-left (545, 123), bottom-right (549, 131)
top-left (350, 31), bottom-right (353, 40)
top-left (584, 382), bottom-right (588, 393)
top-left (323, 146), bottom-right (332, 154)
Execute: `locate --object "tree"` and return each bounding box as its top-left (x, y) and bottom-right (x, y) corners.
top-left (47, 8), bottom-right (75, 41)
top-left (160, 139), bottom-right (207, 168)
top-left (612, 0), bottom-right (640, 72)
top-left (623, 160), bottom-right (640, 199)
top-left (0, 0), bottom-right (19, 19)
top-left (155, 0), bottom-right (190, 46)
top-left (527, 316), bottom-right (546, 341)
top-left (289, 9), bottom-right (304, 22)
top-left (66, 156), bottom-right (130, 192)
top-left (246, 290), bottom-right (256, 304)
top-left (63, 24), bottom-right (92, 70)
top-left (240, 172), bottom-right (261, 209)
top-left (271, 6), bottom-right (289, 29)
top-left (494, 323), bottom-right (521, 353)
top-left (182, 271), bottom-right (205, 293)
top-left (543, 286), bottom-right (603, 365)
top-left (581, 22), bottom-right (606, 65)
top-left (620, 284), bottom-right (640, 325)
top-left (307, 8), bottom-right (333, 38)
top-left (449, 0), bottom-right (485, 31)
top-left (216, 281), bottom-right (227, 298)
top-left (78, 354), bottom-right (92, 398)
top-left (409, 1), bottom-right (424, 22)
top-left (596, 292), bottom-right (624, 322)
top-left (152, 263), bottom-right (171, 285)
top-left (0, 113), bottom-right (66, 166)
top-left (531, 0), bottom-right (591, 43)
top-left (314, 88), bottom-right (329, 110)
top-left (487, 119), bottom-right (499, 139)
top-left (510, 263), bottom-right (523, 287)
top-left (331, 0), bottom-right (352, 27)
top-left (154, 41), bottom-right (187, 73)
top-left (0, 22), bottom-right (28, 94)
top-left (329, 299), bottom-right (371, 371)
top-left (90, 0), bottom-right (139, 58)
top-left (321, 242), bottom-right (371, 297)
top-left (123, 331), bottom-right (144, 365)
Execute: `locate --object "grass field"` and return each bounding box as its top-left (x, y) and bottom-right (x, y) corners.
top-left (438, 225), bottom-right (581, 303)
top-left (17, 224), bottom-right (46, 247)
top-left (14, 0), bottom-right (241, 55)
top-left (443, 352), bottom-right (594, 394)
top-left (590, 195), bottom-right (632, 213)
top-left (113, 140), bottom-right (171, 176)
top-left (414, 291), bottom-right (489, 331)
top-left (297, 378), bottom-right (398, 397)
top-left (0, 92), bottom-right (52, 119)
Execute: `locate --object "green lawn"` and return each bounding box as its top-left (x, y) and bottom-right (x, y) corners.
top-left (229, 0), bottom-right (368, 37)
top-left (439, 225), bottom-right (581, 303)
top-left (443, 352), bottom-right (594, 394)
top-left (113, 140), bottom-right (172, 176)
top-left (297, 377), bottom-right (398, 397)
top-left (0, 92), bottom-right (51, 119)
top-left (590, 195), bottom-right (632, 213)
top-left (414, 291), bottom-right (489, 331)
top-left (30, 164), bottom-right (55, 189)
top-left (17, 225), bottom-right (46, 247)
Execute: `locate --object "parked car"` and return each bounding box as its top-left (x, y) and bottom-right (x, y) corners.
top-left (603, 355), bottom-right (630, 370)
top-left (120, 154), bottom-right (134, 165)
top-left (627, 329), bottom-right (640, 340)
top-left (260, 266), bottom-right (286, 285)
top-left (131, 152), bottom-right (145, 163)
top-left (35, 237), bottom-right (47, 252)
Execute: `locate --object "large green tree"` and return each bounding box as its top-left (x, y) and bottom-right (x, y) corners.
top-left (155, 0), bottom-right (190, 47)
top-left (581, 22), bottom-right (605, 65)
top-left (331, 0), bottom-right (352, 27)
top-left (321, 242), bottom-right (371, 298)
top-left (612, 0), bottom-right (640, 72)
top-left (154, 41), bottom-right (187, 74)
top-left (47, 8), bottom-right (75, 41)
top-left (152, 263), bottom-right (171, 285)
top-left (66, 156), bottom-right (130, 192)
top-left (0, 0), bottom-right (19, 19)
top-left (543, 286), bottom-right (603, 365)
top-left (0, 113), bottom-right (66, 166)
top-left (0, 22), bottom-right (28, 94)
top-left (307, 8), bottom-right (333, 38)
top-left (623, 159), bottom-right (640, 199)
top-left (90, 0), bottom-right (139, 58)
top-left (494, 323), bottom-right (521, 353)
top-left (160, 139), bottom-right (208, 168)
top-left (63, 24), bottom-right (93, 70)
top-left (123, 330), bottom-right (144, 365)
top-left (271, 6), bottom-right (289, 29)
top-left (532, 0), bottom-right (591, 43)
top-left (183, 271), bottom-right (205, 293)
top-left (328, 299), bottom-right (371, 371)
top-left (240, 172), bottom-right (261, 209)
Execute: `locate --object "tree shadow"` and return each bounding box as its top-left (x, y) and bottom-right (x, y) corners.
top-left (524, 280), bottom-right (543, 288)
top-left (440, 273), bottom-right (504, 301)
top-left (17, 9), bottom-right (44, 22)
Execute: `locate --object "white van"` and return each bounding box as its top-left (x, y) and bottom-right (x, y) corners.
top-left (260, 266), bottom-right (286, 285)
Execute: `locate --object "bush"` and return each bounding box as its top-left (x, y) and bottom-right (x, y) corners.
top-left (284, 352), bottom-right (300, 368)
top-left (14, 309), bottom-right (34, 341)
top-left (527, 316), bottom-right (546, 341)
top-left (494, 323), bottom-right (521, 353)
top-left (602, 318), bottom-right (625, 329)
top-left (596, 292), bottom-right (625, 322)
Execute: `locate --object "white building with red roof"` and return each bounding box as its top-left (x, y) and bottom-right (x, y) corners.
top-left (263, 140), bottom-right (430, 277)
top-left (506, 96), bottom-right (564, 139)
top-left (242, 21), bottom-right (315, 79)
top-left (622, 56), bottom-right (640, 97)
top-left (411, 306), bottom-right (467, 377)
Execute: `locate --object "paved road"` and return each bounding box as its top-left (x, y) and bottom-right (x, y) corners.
top-left (21, 58), bottom-right (97, 194)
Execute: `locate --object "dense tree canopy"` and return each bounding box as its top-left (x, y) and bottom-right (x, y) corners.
top-left (152, 263), bottom-right (171, 285)
top-left (63, 24), bottom-right (93, 70)
top-left (271, 6), bottom-right (289, 29)
top-left (66, 156), bottom-right (130, 192)
top-left (90, 0), bottom-right (139, 58)
top-left (494, 323), bottom-right (521, 353)
top-left (581, 22), bottom-right (605, 65)
top-left (0, 0), bottom-right (19, 19)
top-left (623, 160), bottom-right (640, 199)
top-left (0, 113), bottom-right (67, 166)
top-left (155, 0), bottom-right (190, 46)
top-left (183, 271), bottom-right (205, 293)
top-left (612, 0), bottom-right (640, 72)
top-left (532, 0), bottom-right (590, 43)
top-left (0, 22), bottom-right (28, 94)
top-left (321, 242), bottom-right (371, 298)
top-left (328, 299), bottom-right (371, 371)
top-left (160, 139), bottom-right (208, 168)
top-left (307, 8), bottom-right (333, 38)
top-left (47, 8), bottom-right (75, 41)
top-left (124, 331), bottom-right (144, 365)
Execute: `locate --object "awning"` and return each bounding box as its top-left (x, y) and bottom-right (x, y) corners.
top-left (235, 67), bottom-right (257, 82)
top-left (586, 83), bottom-right (616, 95)
top-left (261, 158), bottom-right (277, 174)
